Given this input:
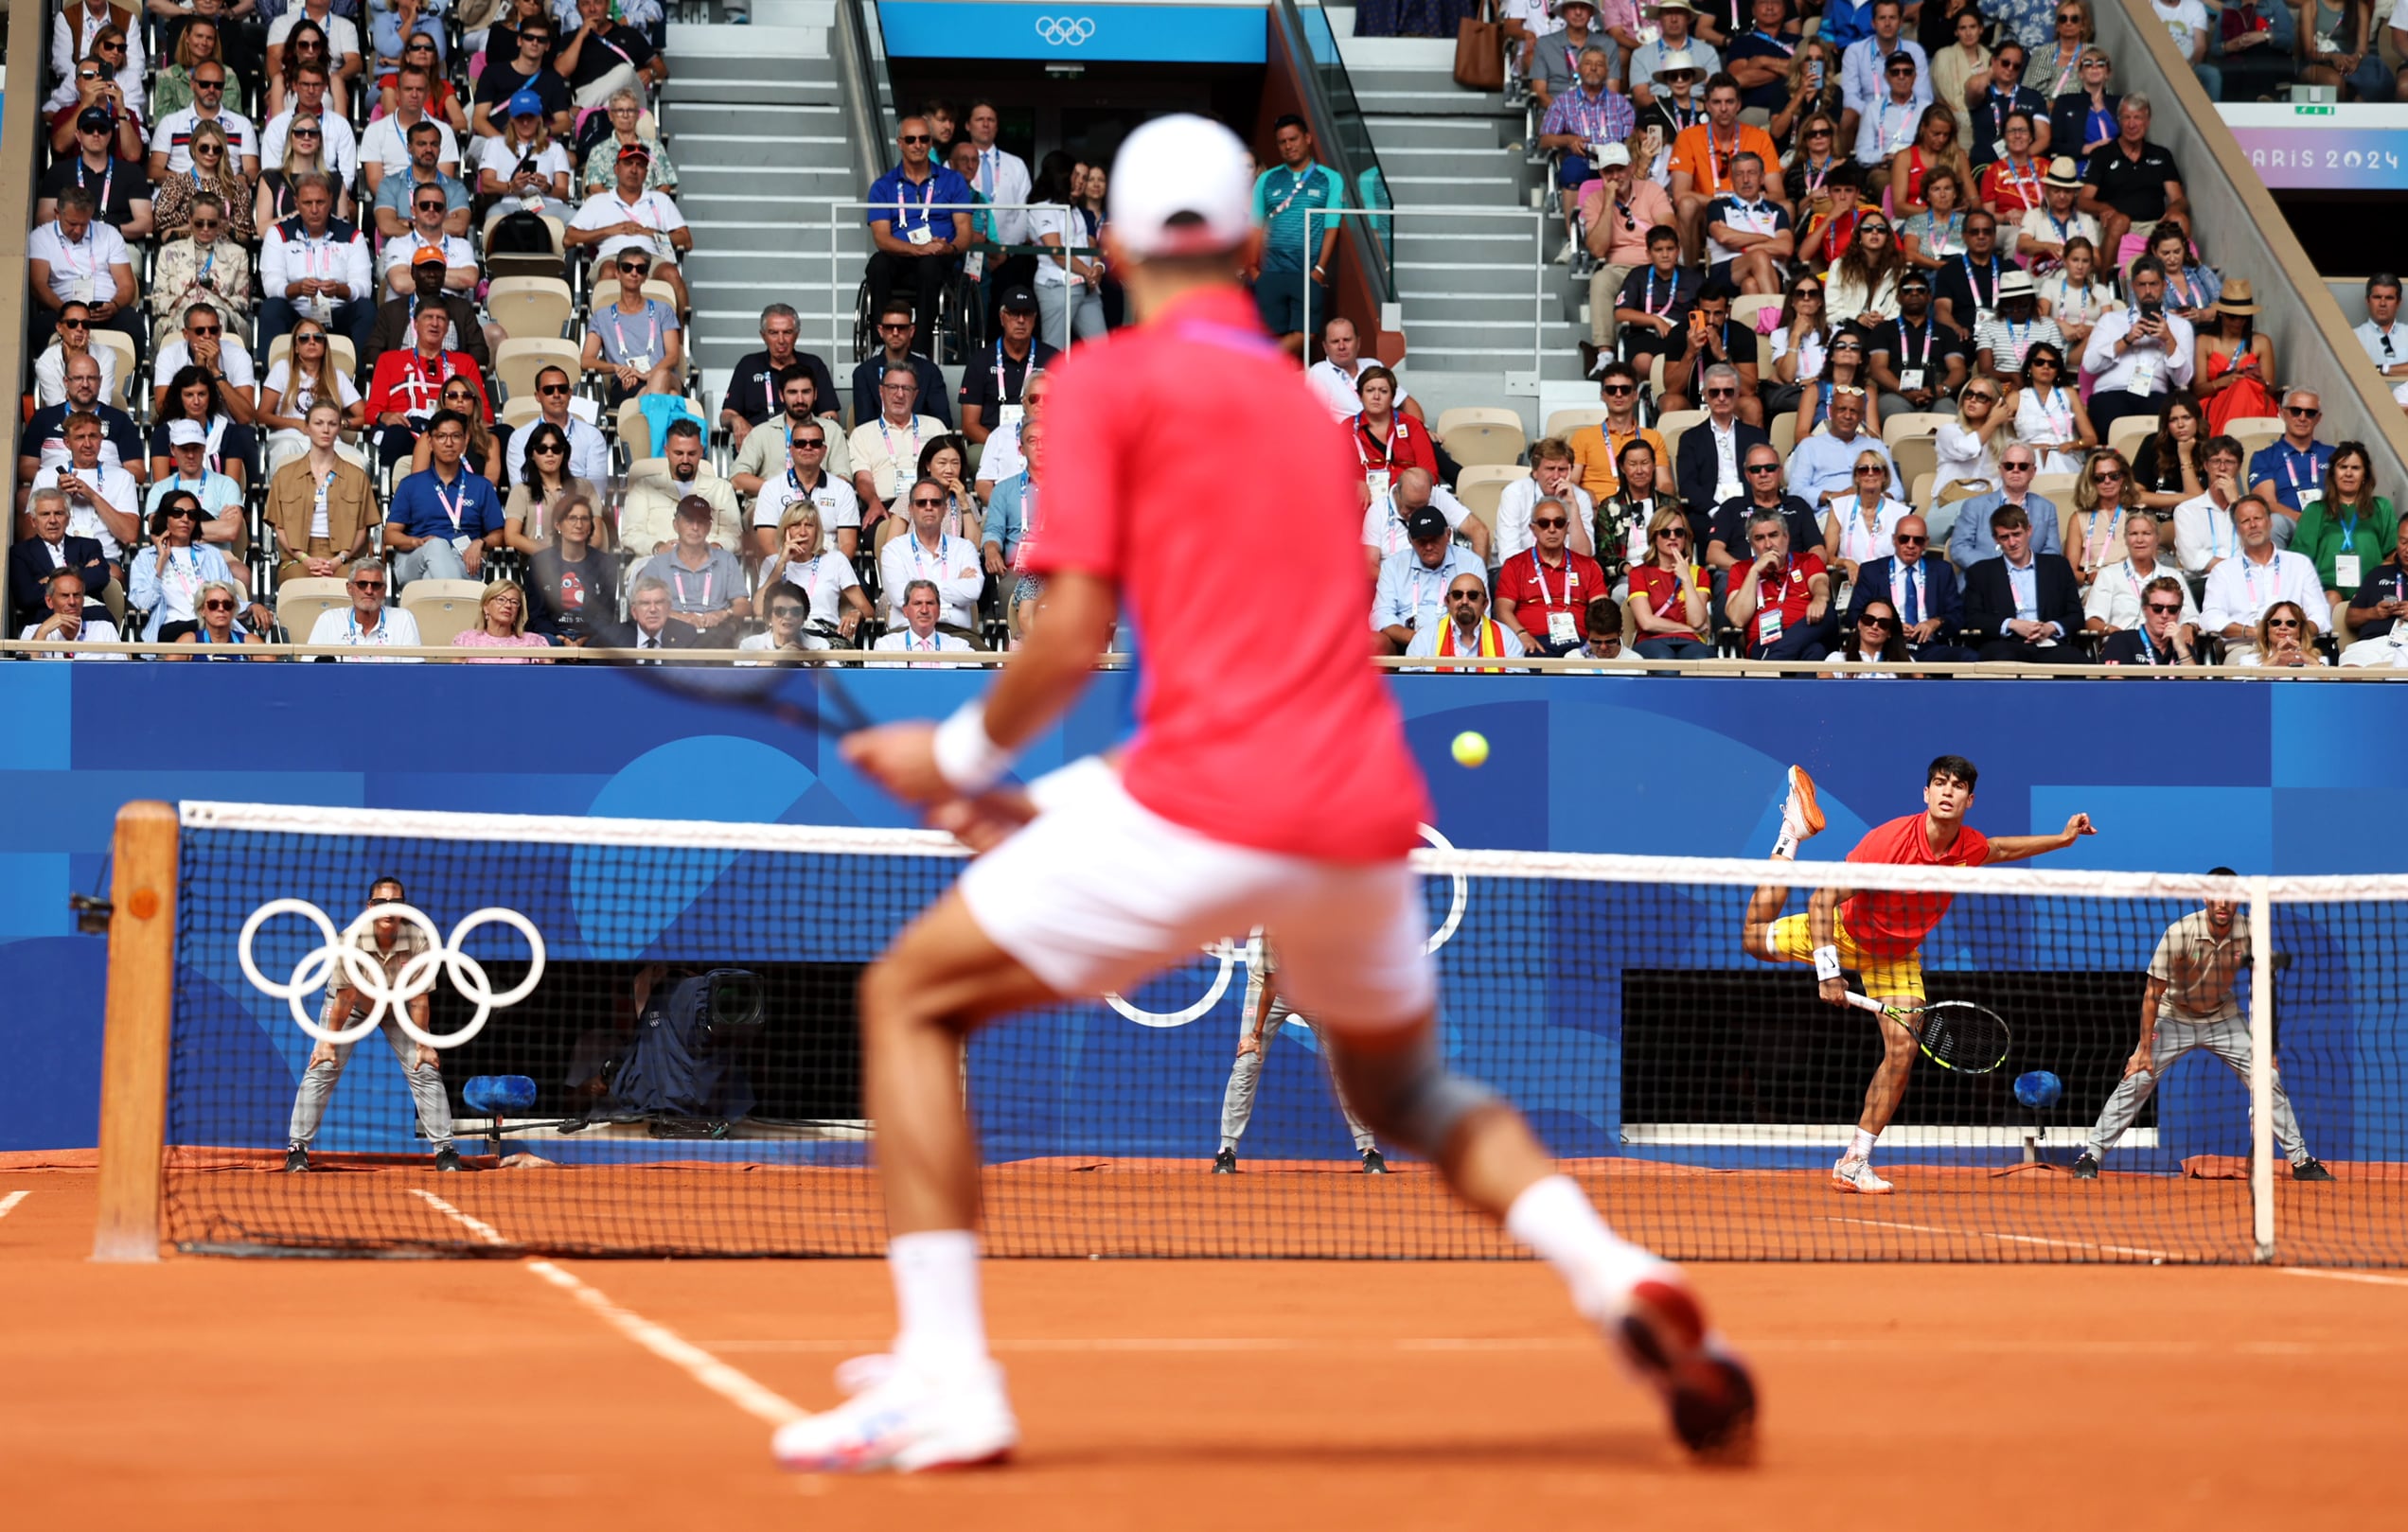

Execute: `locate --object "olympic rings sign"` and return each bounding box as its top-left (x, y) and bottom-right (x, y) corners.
top-left (237, 900), bottom-right (547, 1050)
top-left (1106, 824), bottom-right (1471, 1029)
top-left (1035, 15), bottom-right (1095, 45)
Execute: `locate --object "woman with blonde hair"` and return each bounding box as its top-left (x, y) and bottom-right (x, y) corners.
top-left (257, 118), bottom-right (355, 227)
top-left (2061, 449), bottom-right (2137, 589)
top-left (258, 322), bottom-right (366, 466)
top-left (2242, 600), bottom-right (2326, 668)
top-left (762, 502), bottom-right (876, 643)
top-left (1887, 105), bottom-right (1972, 224)
top-left (452, 581), bottom-right (552, 660)
top-left (1822, 448), bottom-right (1913, 592)
top-left (171, 579), bottom-right (276, 659)
top-left (264, 401), bottom-right (379, 583)
top-left (1624, 506), bottom-right (1713, 659)
top-left (153, 120), bottom-right (257, 245)
top-left (1769, 39), bottom-right (1845, 151)
top-left (150, 191), bottom-right (252, 349)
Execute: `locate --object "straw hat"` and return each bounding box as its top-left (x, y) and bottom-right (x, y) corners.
top-left (2216, 278), bottom-right (2259, 316)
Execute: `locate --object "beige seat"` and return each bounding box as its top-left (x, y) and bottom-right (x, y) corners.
top-left (500, 394), bottom-right (543, 431)
top-left (1770, 412), bottom-right (1797, 459)
top-left (487, 276), bottom-right (575, 343)
top-left (1881, 411), bottom-right (1951, 447)
top-left (1730, 293), bottom-right (1781, 333)
top-left (1891, 437), bottom-right (1939, 499)
top-left (263, 331), bottom-right (360, 386)
top-left (399, 579), bottom-right (487, 648)
top-left (1909, 471), bottom-right (1935, 512)
top-left (89, 329), bottom-right (138, 409)
top-left (1454, 464), bottom-right (1530, 546)
top-left (493, 336), bottom-right (581, 405)
top-left (588, 280), bottom-right (682, 316)
top-left (2228, 416), bottom-right (2284, 462)
top-left (1545, 405), bottom-right (1609, 440)
top-left (1654, 408), bottom-right (1707, 466)
top-left (1433, 407), bottom-right (1529, 467)
top-left (2106, 414), bottom-right (2155, 464)
top-left (2029, 471), bottom-right (2079, 503)
top-left (277, 577), bottom-right (350, 640)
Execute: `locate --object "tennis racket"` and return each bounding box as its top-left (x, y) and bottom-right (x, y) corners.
top-left (617, 648), bottom-right (875, 740)
top-left (1844, 992), bottom-right (2012, 1075)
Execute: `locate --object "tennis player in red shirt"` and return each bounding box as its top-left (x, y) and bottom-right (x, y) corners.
top-left (785, 114), bottom-right (1756, 1474)
top-left (1743, 757), bottom-right (2096, 1194)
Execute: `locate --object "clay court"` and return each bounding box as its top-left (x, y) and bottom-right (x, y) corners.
top-left (8, 1164), bottom-right (2403, 1531)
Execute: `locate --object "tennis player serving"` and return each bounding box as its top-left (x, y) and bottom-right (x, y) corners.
top-left (797, 114), bottom-right (1755, 1474)
top-left (1743, 758), bottom-right (2095, 1194)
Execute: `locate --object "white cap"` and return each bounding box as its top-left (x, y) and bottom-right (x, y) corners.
top-left (1108, 114), bottom-right (1256, 260)
top-left (1597, 142), bottom-right (1632, 168)
top-left (168, 419), bottom-right (207, 447)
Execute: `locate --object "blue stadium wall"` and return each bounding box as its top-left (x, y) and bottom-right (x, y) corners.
top-left (3, 667), bottom-right (2401, 1156)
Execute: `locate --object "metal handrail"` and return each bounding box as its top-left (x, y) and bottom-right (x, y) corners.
top-left (1303, 204), bottom-right (1549, 393)
top-left (832, 0), bottom-right (897, 186)
top-left (1269, 0), bottom-right (1395, 309)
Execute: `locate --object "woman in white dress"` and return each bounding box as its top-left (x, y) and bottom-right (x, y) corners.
top-left (1932, 377), bottom-right (2009, 500)
top-left (759, 502), bottom-right (874, 644)
top-left (2009, 339), bottom-right (2094, 476)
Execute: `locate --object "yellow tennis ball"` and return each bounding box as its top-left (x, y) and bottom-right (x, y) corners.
top-left (1451, 731), bottom-right (1490, 768)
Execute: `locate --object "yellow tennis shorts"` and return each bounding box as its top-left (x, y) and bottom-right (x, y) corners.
top-left (1765, 913), bottom-right (1925, 1004)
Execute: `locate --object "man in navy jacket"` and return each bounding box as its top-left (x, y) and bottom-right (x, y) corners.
top-left (1845, 511), bottom-right (1974, 660)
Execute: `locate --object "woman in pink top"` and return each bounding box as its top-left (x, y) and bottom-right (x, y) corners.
top-left (451, 579), bottom-right (551, 660)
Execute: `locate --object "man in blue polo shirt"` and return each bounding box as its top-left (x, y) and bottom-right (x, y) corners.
top-left (2247, 388), bottom-right (2334, 549)
top-left (383, 410), bottom-right (504, 588)
top-left (1251, 114), bottom-right (1344, 359)
top-left (1815, 0), bottom-right (1878, 53)
top-left (864, 115), bottom-right (971, 359)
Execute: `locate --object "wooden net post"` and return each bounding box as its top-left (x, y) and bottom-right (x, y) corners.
top-left (93, 801), bottom-right (180, 1262)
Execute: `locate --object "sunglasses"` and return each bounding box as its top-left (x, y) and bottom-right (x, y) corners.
top-left (792, 438), bottom-right (827, 449)
top-left (532, 441), bottom-right (565, 453)
top-left (1855, 466), bottom-right (1888, 476)
top-left (204, 599), bottom-right (236, 611)
top-left (1886, 66), bottom-right (1915, 76)
top-left (2057, 9), bottom-right (2081, 21)
top-left (1895, 533), bottom-right (1928, 544)
top-left (2094, 469), bottom-right (2126, 483)
top-left (1602, 383), bottom-right (1635, 396)
top-left (293, 125), bottom-right (322, 137)
top-left (2285, 406), bottom-right (2322, 418)
top-left (900, 134), bottom-right (931, 145)
top-left (1859, 613), bottom-right (1895, 629)
top-left (1446, 590), bottom-right (1485, 601)
top-left (191, 218), bottom-right (221, 230)
top-left (1745, 462), bottom-right (1781, 473)
top-left (620, 264), bottom-right (651, 274)
top-left (296, 332), bottom-right (325, 343)
top-left (539, 382), bottom-right (572, 396)
top-left (416, 200), bottom-right (445, 212)
top-left (352, 579), bottom-right (385, 590)
top-left (1962, 392), bottom-right (1995, 405)
top-left (190, 325), bottom-right (221, 337)
top-left (878, 321), bottom-right (913, 332)
top-left (2146, 602), bottom-right (2183, 615)
top-left (911, 497), bottom-right (947, 508)
top-left (2268, 617), bottom-right (2302, 629)
top-left (1805, 127), bottom-right (1833, 138)
top-left (1531, 518), bottom-right (1569, 530)
top-left (1791, 288), bottom-right (1819, 299)
top-left (195, 79), bottom-right (226, 90)
top-left (2003, 461), bottom-right (2036, 471)
top-left (1705, 387), bottom-right (1737, 398)
top-left (770, 607), bottom-right (806, 620)
top-left (59, 317), bottom-right (88, 329)
top-left (1658, 530), bottom-right (1690, 541)
top-left (79, 69), bottom-right (102, 81)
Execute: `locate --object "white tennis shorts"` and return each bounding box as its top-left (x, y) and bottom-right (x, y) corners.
top-left (957, 763), bottom-right (1436, 1030)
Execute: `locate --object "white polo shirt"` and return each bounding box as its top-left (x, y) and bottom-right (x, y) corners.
top-left (2200, 547), bottom-right (2324, 637)
top-left (28, 219), bottom-right (131, 307)
top-left (1305, 358), bottom-right (1412, 422)
top-left (2081, 556), bottom-right (2199, 630)
top-left (2170, 491), bottom-right (2239, 575)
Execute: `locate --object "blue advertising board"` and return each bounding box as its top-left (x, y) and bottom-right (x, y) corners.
top-left (878, 3), bottom-right (1266, 63)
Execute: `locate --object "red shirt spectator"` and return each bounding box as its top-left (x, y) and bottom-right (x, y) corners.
top-left (1493, 535), bottom-right (1606, 654)
top-left (1735, 546), bottom-right (1827, 648)
top-left (364, 303), bottom-right (491, 428)
top-left (1628, 559), bottom-right (1709, 639)
top-left (1349, 363), bottom-right (1436, 488)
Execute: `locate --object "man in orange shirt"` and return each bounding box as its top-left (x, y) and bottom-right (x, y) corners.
top-left (1741, 757), bottom-right (2095, 1194)
top-left (1667, 73), bottom-right (1780, 262)
top-left (1568, 361), bottom-right (1671, 502)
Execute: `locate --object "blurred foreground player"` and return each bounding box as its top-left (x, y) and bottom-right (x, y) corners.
top-left (1214, 931), bottom-right (1387, 1174)
top-left (1742, 758), bottom-right (2094, 1194)
top-left (795, 114), bottom-right (1757, 1474)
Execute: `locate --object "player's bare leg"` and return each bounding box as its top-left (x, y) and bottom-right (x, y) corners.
top-left (1831, 1000), bottom-right (1919, 1195)
top-left (771, 893), bottom-right (1054, 1474)
top-left (1326, 1018), bottom-right (1756, 1459)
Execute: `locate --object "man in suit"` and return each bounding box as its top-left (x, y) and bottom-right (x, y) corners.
top-left (9, 486), bottom-right (115, 628)
top-left (1845, 513), bottom-right (1974, 662)
top-left (1960, 502), bottom-right (2085, 663)
top-left (1674, 362), bottom-right (1770, 523)
top-left (618, 575), bottom-right (706, 660)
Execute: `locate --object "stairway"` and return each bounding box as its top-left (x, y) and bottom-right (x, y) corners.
top-left (1327, 8), bottom-right (1586, 426)
top-left (657, 9), bottom-right (865, 414)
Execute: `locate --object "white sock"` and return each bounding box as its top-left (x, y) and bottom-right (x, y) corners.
top-left (889, 1229), bottom-right (988, 1376)
top-left (1770, 828), bottom-right (1797, 861)
top-left (1847, 1128), bottom-right (1878, 1162)
top-left (1506, 1174), bottom-right (1655, 1315)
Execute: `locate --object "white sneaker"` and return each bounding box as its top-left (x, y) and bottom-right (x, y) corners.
top-left (1770, 764), bottom-right (1826, 860)
top-left (771, 1354), bottom-right (1019, 1473)
top-left (1830, 1154), bottom-right (1893, 1195)
top-left (1552, 237), bottom-right (1575, 265)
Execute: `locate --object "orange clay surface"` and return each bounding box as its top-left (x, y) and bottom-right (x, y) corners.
top-left (5, 1166), bottom-right (2403, 1531)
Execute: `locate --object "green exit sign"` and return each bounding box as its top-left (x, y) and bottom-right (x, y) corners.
top-left (2294, 105), bottom-right (2336, 116)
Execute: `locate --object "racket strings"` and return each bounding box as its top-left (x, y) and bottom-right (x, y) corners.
top-left (1921, 1002), bottom-right (2012, 1072)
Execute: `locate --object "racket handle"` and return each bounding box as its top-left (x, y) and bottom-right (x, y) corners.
top-left (1842, 991), bottom-right (1885, 1015)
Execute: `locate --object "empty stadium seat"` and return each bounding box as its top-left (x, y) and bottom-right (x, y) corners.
top-left (1891, 437), bottom-right (1939, 499)
top-left (277, 578), bottom-right (349, 641)
top-left (1730, 294), bottom-right (1781, 333)
top-left (493, 337), bottom-right (581, 404)
top-left (482, 214), bottom-right (567, 282)
top-left (2105, 414), bottom-right (2155, 464)
top-left (1655, 409), bottom-right (1707, 464)
top-left (2030, 472), bottom-right (2079, 503)
top-left (2229, 417), bottom-right (2285, 461)
top-left (89, 329), bottom-right (138, 409)
top-left (1545, 406), bottom-right (1608, 440)
top-left (1881, 412), bottom-right (1951, 446)
top-left (1453, 464), bottom-right (1529, 545)
top-left (500, 395), bottom-right (544, 431)
top-left (487, 276), bottom-right (576, 343)
top-left (1433, 407), bottom-right (1529, 467)
top-left (399, 580), bottom-right (487, 647)
top-left (1770, 413), bottom-right (1797, 458)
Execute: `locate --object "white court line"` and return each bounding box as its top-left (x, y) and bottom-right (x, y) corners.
top-left (2279, 1269), bottom-right (2408, 1289)
top-left (1824, 1215), bottom-right (2180, 1262)
top-left (408, 1190), bottom-right (806, 1427)
top-left (0, 1191), bottom-right (29, 1221)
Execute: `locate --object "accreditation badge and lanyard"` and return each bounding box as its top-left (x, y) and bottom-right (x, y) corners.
top-left (1528, 550), bottom-right (1583, 644)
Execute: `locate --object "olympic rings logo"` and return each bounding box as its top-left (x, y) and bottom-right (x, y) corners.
top-left (238, 899), bottom-right (547, 1051)
top-left (1106, 824), bottom-right (1469, 1029)
top-left (1035, 15), bottom-right (1096, 45)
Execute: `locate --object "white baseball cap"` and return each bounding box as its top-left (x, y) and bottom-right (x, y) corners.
top-left (1108, 114), bottom-right (1256, 259)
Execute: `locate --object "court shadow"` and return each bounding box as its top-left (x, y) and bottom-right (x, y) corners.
top-left (1026, 1429), bottom-right (1699, 1474)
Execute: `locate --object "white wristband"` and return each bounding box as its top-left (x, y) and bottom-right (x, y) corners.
top-left (1812, 944), bottom-right (1843, 983)
top-left (931, 699), bottom-right (1014, 795)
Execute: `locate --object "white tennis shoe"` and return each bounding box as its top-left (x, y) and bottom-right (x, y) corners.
top-left (1772, 765), bottom-right (1825, 861)
top-left (771, 1354), bottom-right (1019, 1473)
top-left (1829, 1154), bottom-right (1893, 1195)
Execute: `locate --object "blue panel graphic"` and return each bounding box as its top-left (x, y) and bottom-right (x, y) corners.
top-left (878, 3), bottom-right (1266, 62)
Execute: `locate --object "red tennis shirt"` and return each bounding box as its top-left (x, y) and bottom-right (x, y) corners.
top-left (1840, 812), bottom-right (1992, 958)
top-left (1029, 285), bottom-right (1429, 862)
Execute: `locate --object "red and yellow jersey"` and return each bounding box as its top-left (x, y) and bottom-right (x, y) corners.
top-left (1838, 813), bottom-right (1991, 958)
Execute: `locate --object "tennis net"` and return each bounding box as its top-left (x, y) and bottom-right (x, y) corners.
top-left (117, 801), bottom-right (2404, 1263)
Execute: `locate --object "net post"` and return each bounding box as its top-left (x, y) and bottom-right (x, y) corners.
top-left (2247, 874), bottom-right (2275, 1264)
top-left (92, 801), bottom-right (180, 1263)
